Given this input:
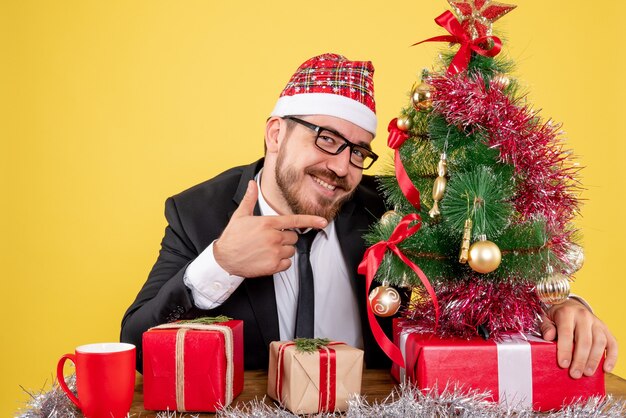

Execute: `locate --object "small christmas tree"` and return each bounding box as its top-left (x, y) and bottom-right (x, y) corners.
top-left (361, 0), bottom-right (584, 352)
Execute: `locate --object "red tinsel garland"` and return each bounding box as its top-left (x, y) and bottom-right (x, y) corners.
top-left (406, 280), bottom-right (543, 339)
top-left (427, 73), bottom-right (581, 267)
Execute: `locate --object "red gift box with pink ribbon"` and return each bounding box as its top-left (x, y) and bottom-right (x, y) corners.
top-left (142, 319), bottom-right (244, 412)
top-left (267, 340), bottom-right (363, 414)
top-left (391, 319), bottom-right (605, 411)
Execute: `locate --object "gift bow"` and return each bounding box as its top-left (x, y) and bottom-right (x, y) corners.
top-left (358, 213), bottom-right (439, 367)
top-left (413, 10), bottom-right (502, 76)
top-left (387, 119), bottom-right (421, 210)
top-left (150, 322), bottom-right (235, 411)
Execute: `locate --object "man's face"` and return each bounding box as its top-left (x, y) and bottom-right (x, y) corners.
top-left (274, 115), bottom-right (374, 221)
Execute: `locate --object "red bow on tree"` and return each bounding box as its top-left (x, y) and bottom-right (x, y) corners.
top-left (413, 10), bottom-right (504, 75)
top-left (358, 214), bottom-right (439, 367)
top-left (387, 119), bottom-right (421, 211)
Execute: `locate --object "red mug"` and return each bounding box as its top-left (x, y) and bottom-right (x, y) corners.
top-left (57, 342), bottom-right (136, 418)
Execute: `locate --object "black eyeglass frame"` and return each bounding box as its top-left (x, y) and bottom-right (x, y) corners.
top-left (284, 116), bottom-right (379, 170)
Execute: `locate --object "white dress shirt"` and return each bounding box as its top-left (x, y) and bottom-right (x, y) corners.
top-left (183, 171), bottom-right (364, 348)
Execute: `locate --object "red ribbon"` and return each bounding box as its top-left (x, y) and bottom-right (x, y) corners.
top-left (318, 346), bottom-right (337, 412)
top-left (276, 342), bottom-right (343, 412)
top-left (276, 342), bottom-right (295, 404)
top-left (358, 214), bottom-right (439, 368)
top-left (413, 10), bottom-right (502, 76)
top-left (387, 119), bottom-right (421, 211)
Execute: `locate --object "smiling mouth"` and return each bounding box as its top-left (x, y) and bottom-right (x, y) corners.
top-left (312, 175), bottom-right (338, 191)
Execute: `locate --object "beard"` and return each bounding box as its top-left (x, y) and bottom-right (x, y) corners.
top-left (275, 148), bottom-right (355, 221)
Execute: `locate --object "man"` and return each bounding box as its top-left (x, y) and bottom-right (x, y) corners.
top-left (121, 53), bottom-right (617, 378)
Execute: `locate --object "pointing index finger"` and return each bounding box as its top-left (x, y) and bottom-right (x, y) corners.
top-left (270, 214), bottom-right (328, 230)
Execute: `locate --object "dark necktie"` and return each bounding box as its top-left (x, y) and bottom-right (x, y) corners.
top-left (294, 229), bottom-right (318, 338)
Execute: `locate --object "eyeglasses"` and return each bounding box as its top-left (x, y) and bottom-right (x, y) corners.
top-left (284, 116), bottom-right (378, 170)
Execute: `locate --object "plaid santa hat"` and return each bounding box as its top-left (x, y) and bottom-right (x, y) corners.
top-left (270, 53), bottom-right (377, 135)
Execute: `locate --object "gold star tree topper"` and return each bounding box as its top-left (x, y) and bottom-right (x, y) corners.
top-left (448, 0), bottom-right (516, 40)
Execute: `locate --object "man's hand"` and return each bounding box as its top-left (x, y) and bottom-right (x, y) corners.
top-left (541, 298), bottom-right (618, 379)
top-left (213, 180), bottom-right (328, 278)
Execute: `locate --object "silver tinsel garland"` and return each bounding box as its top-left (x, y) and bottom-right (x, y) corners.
top-left (16, 375), bottom-right (201, 418)
top-left (218, 384), bottom-right (626, 418)
top-left (17, 375), bottom-right (80, 418)
top-left (16, 376), bottom-right (626, 417)
top-left (154, 411), bottom-right (199, 418)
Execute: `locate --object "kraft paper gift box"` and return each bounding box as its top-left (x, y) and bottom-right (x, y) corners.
top-left (267, 341), bottom-right (363, 414)
top-left (142, 319), bottom-right (243, 412)
top-left (391, 319), bottom-right (605, 411)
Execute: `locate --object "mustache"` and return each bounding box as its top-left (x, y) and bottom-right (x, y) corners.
top-left (305, 168), bottom-right (350, 190)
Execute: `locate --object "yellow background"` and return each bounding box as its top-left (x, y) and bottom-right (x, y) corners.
top-left (2, 1), bottom-right (624, 414)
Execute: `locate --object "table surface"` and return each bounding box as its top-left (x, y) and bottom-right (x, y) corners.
top-left (131, 370), bottom-right (626, 417)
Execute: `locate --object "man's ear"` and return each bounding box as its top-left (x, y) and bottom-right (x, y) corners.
top-left (265, 117), bottom-right (283, 154)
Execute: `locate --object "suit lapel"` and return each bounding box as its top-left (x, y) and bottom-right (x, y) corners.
top-left (231, 160), bottom-right (281, 347)
top-left (336, 181), bottom-right (393, 366)
top-left (230, 159), bottom-right (265, 214)
top-left (335, 187), bottom-right (383, 350)
top-left (335, 198), bottom-right (369, 297)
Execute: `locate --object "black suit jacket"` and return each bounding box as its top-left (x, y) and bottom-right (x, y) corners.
top-left (120, 159), bottom-right (391, 371)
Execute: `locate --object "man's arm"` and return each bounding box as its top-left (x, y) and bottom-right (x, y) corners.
top-left (120, 197), bottom-right (199, 371)
top-left (183, 241), bottom-right (244, 309)
top-left (121, 180), bottom-right (328, 372)
top-left (541, 298), bottom-right (618, 379)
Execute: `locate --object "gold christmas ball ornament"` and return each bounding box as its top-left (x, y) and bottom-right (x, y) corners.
top-left (380, 210), bottom-right (400, 226)
top-left (396, 116), bottom-right (412, 131)
top-left (566, 244), bottom-right (585, 273)
top-left (536, 273), bottom-right (571, 305)
top-left (491, 73), bottom-right (510, 89)
top-left (368, 285), bottom-right (401, 317)
top-left (468, 239), bottom-right (502, 274)
top-left (411, 82), bottom-right (434, 111)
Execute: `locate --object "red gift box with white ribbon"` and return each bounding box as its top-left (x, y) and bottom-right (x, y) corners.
top-left (391, 319), bottom-right (605, 411)
top-left (142, 320), bottom-right (244, 412)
